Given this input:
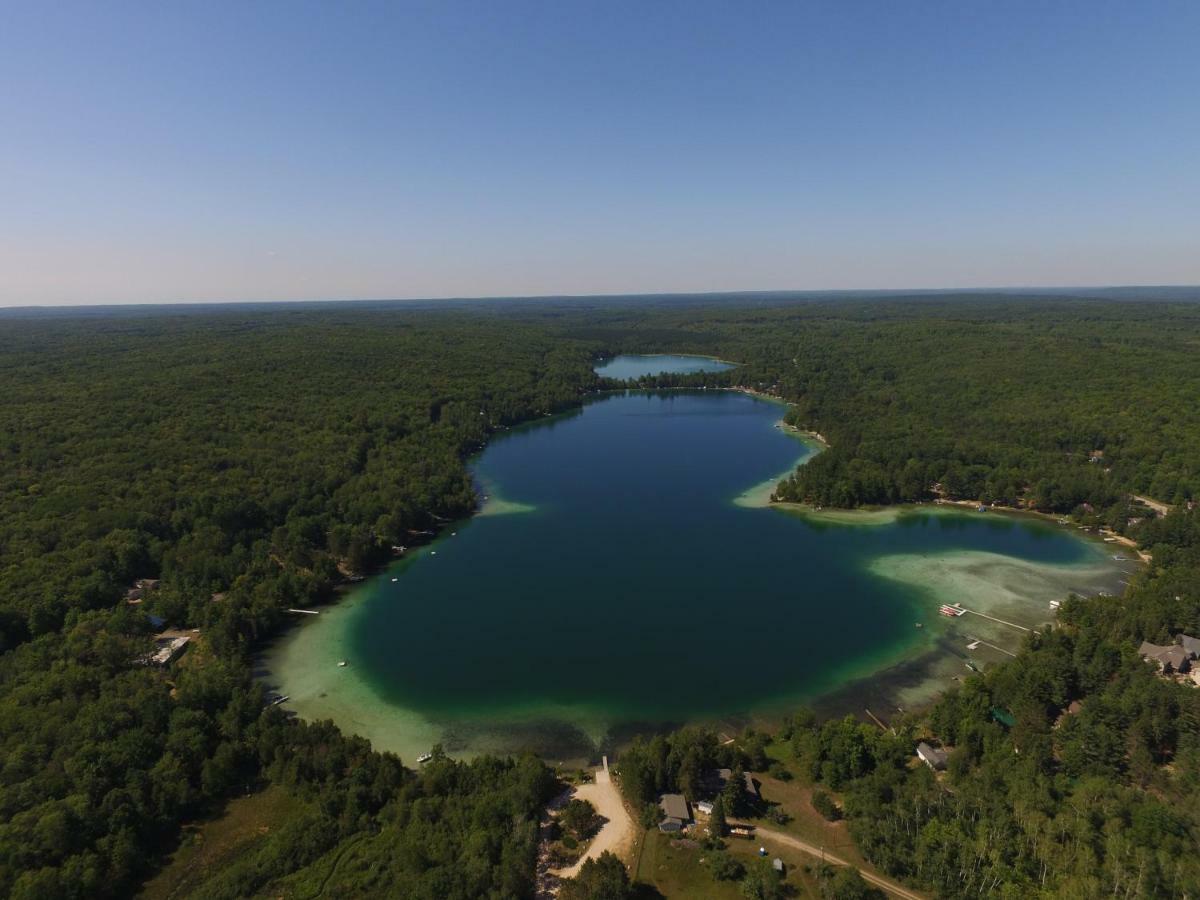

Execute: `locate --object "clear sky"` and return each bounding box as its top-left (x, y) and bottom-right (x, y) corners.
top-left (2, 1), bottom-right (1198, 306)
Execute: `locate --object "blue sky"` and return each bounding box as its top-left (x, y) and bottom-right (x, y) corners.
top-left (2, 1), bottom-right (1198, 305)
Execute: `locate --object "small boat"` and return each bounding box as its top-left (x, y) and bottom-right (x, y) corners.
top-left (431, 551), bottom-right (437, 556)
top-left (272, 695), bottom-right (290, 706)
top-left (391, 577), bottom-right (398, 582)
top-left (915, 622), bottom-right (923, 628)
top-left (338, 660), bottom-right (348, 667)
top-left (417, 752), bottom-right (434, 764)
top-left (1112, 555), bottom-right (1127, 561)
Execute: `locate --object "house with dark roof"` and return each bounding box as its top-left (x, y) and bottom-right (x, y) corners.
top-left (659, 794), bottom-right (691, 832)
top-left (916, 742), bottom-right (948, 771)
top-left (743, 772), bottom-right (760, 801)
top-left (1177, 633), bottom-right (1200, 658)
top-left (1140, 640), bottom-right (1192, 673)
top-left (702, 768), bottom-right (759, 801)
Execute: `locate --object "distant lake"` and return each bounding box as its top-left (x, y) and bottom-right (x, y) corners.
top-left (593, 353), bottom-right (735, 378)
top-left (265, 356), bottom-right (1127, 762)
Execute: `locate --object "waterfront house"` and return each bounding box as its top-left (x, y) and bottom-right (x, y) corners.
top-left (1178, 633), bottom-right (1200, 658)
top-left (1140, 640), bottom-right (1191, 673)
top-left (659, 794), bottom-right (691, 832)
top-left (703, 768), bottom-right (759, 800)
top-left (916, 742), bottom-right (948, 771)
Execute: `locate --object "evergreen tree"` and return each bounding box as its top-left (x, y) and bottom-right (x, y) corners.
top-left (709, 796), bottom-right (727, 837)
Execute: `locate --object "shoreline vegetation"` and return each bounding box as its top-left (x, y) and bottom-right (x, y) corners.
top-left (7, 301), bottom-right (1200, 898)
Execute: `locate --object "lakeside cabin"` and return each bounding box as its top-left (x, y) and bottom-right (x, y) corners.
top-left (703, 768), bottom-right (761, 802)
top-left (916, 742), bottom-right (949, 771)
top-left (143, 633), bottom-right (191, 667)
top-left (1139, 634), bottom-right (1200, 674)
top-left (659, 794), bottom-right (692, 832)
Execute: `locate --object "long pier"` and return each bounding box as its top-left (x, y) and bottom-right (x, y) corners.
top-left (865, 708), bottom-right (894, 733)
top-left (960, 607), bottom-right (1036, 634)
top-left (966, 636), bottom-right (1018, 658)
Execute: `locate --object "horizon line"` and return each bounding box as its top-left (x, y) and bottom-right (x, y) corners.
top-left (4, 282), bottom-right (1200, 313)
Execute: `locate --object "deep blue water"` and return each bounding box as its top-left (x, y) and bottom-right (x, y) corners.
top-left (347, 389), bottom-right (1103, 733)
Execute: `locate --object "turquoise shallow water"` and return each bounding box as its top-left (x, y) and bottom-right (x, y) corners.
top-left (264, 359), bottom-right (1127, 760)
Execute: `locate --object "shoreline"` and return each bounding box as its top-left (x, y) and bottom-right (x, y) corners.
top-left (259, 370), bottom-right (1149, 763)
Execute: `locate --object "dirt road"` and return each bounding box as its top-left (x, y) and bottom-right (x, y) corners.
top-left (754, 825), bottom-right (926, 900)
top-left (553, 757), bottom-right (635, 880)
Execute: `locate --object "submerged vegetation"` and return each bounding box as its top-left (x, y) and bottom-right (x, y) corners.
top-left (1, 293), bottom-right (1200, 896)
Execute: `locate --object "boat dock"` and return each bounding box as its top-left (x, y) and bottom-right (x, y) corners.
top-left (958, 606), bottom-right (1036, 634)
top-left (966, 635), bottom-right (1018, 658)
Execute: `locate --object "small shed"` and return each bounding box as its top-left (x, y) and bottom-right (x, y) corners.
top-left (772, 858), bottom-right (784, 874)
top-left (916, 741), bottom-right (948, 771)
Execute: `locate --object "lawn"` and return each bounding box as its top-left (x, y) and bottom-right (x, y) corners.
top-left (633, 828), bottom-right (832, 899)
top-left (751, 743), bottom-right (872, 870)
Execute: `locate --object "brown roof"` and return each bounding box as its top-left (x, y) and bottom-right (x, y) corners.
top-left (1141, 641), bottom-right (1190, 671)
top-left (660, 794), bottom-right (690, 822)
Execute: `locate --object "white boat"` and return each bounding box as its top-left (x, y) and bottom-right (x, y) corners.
top-left (391, 577), bottom-right (398, 582)
top-left (417, 752), bottom-right (434, 764)
top-left (338, 660), bottom-right (347, 667)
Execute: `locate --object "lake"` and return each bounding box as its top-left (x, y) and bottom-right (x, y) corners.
top-left (263, 357), bottom-right (1129, 762)
top-left (593, 353), bottom-right (735, 379)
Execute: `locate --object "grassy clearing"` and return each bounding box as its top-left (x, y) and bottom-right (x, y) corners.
top-left (633, 828), bottom-right (834, 899)
top-left (137, 785), bottom-right (308, 900)
top-left (751, 747), bottom-right (870, 870)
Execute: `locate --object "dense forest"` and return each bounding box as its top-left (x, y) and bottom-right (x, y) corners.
top-left (2, 293), bottom-right (1200, 897)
